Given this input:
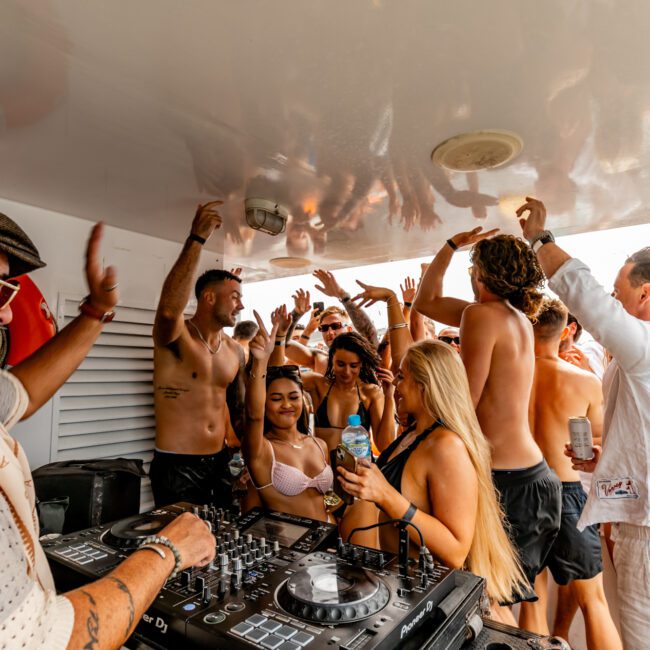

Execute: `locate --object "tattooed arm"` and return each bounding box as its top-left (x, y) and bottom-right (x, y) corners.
top-left (64, 512), bottom-right (214, 649)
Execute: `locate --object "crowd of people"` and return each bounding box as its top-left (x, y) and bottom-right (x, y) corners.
top-left (0, 197), bottom-right (648, 649)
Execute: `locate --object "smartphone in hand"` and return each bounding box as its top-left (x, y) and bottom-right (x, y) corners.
top-left (334, 444), bottom-right (356, 505)
top-left (313, 301), bottom-right (324, 316)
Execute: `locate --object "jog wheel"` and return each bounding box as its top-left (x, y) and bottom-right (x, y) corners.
top-left (101, 512), bottom-right (176, 550)
top-left (276, 563), bottom-right (390, 625)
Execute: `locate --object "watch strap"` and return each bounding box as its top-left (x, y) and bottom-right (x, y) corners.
top-left (531, 230), bottom-right (555, 253)
top-left (188, 233), bottom-right (206, 246)
top-left (79, 296), bottom-right (116, 323)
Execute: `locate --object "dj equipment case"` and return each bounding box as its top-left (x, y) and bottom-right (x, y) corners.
top-left (33, 458), bottom-right (145, 533)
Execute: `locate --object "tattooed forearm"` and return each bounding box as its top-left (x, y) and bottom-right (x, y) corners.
top-left (107, 576), bottom-right (135, 638)
top-left (79, 589), bottom-right (100, 650)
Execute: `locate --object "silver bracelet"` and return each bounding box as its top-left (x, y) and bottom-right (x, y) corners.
top-left (138, 543), bottom-right (167, 561)
top-left (388, 322), bottom-right (408, 331)
top-left (140, 535), bottom-right (182, 580)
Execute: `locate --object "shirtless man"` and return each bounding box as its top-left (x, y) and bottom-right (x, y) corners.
top-left (414, 228), bottom-right (562, 626)
top-left (528, 298), bottom-right (620, 647)
top-left (150, 201), bottom-right (245, 507)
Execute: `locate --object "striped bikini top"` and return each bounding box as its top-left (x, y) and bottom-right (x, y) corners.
top-left (254, 436), bottom-right (333, 496)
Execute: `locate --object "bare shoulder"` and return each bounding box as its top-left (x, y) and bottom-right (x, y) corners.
top-left (313, 435), bottom-right (329, 458)
top-left (417, 425), bottom-right (471, 468)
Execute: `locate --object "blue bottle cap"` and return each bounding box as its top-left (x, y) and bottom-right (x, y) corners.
top-left (347, 414), bottom-right (361, 426)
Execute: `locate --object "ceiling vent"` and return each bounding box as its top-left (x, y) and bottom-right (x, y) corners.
top-left (431, 129), bottom-right (523, 172)
top-left (269, 256), bottom-right (311, 269)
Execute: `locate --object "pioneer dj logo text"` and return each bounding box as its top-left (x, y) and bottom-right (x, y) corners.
top-left (399, 599), bottom-right (433, 639)
top-left (142, 613), bottom-right (168, 634)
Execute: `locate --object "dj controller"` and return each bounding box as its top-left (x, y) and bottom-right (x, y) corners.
top-left (42, 502), bottom-right (553, 650)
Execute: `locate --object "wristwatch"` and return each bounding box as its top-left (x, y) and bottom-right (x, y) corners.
top-left (529, 230), bottom-right (555, 253)
top-left (79, 295), bottom-right (116, 323)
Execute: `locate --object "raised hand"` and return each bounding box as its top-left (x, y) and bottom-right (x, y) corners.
top-left (515, 197), bottom-right (547, 242)
top-left (271, 304), bottom-right (292, 336)
top-left (313, 269), bottom-right (345, 299)
top-left (229, 267), bottom-right (242, 276)
top-left (250, 310), bottom-right (279, 362)
top-left (190, 200), bottom-right (224, 241)
top-left (292, 288), bottom-right (311, 316)
top-left (86, 223), bottom-right (119, 313)
top-left (400, 277), bottom-right (416, 305)
top-left (376, 367), bottom-right (395, 396)
top-left (449, 226), bottom-right (500, 250)
top-left (351, 281), bottom-right (394, 308)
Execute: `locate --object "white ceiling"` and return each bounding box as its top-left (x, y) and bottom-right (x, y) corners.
top-left (2, 1), bottom-right (650, 281)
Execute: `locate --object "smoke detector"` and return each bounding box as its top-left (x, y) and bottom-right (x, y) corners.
top-left (431, 129), bottom-right (523, 172)
top-left (245, 198), bottom-right (289, 236)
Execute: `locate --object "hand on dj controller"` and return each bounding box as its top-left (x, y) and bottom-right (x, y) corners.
top-left (159, 512), bottom-right (216, 569)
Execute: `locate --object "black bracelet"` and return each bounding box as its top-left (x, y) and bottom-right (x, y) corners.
top-left (402, 502), bottom-right (417, 522)
top-left (188, 233), bottom-right (206, 246)
top-left (404, 301), bottom-right (412, 308)
top-left (446, 239), bottom-right (458, 251)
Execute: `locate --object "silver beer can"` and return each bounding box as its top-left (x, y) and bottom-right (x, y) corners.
top-left (569, 416), bottom-right (593, 460)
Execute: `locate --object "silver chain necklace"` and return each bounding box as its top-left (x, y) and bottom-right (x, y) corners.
top-left (187, 319), bottom-right (222, 355)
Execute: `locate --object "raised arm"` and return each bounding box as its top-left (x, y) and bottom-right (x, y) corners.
top-left (352, 281), bottom-right (413, 370)
top-left (374, 367), bottom-right (397, 452)
top-left (409, 268), bottom-right (428, 343)
top-left (11, 224), bottom-right (118, 420)
top-left (268, 304), bottom-right (293, 367)
top-left (313, 269), bottom-right (378, 346)
top-left (283, 288), bottom-right (311, 344)
top-left (517, 197), bottom-right (650, 370)
top-left (152, 201), bottom-right (223, 346)
top-left (242, 311), bottom-right (278, 467)
top-left (414, 228), bottom-right (498, 326)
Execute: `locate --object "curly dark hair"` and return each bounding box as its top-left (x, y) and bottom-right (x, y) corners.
top-left (471, 235), bottom-right (545, 319)
top-left (325, 332), bottom-right (380, 385)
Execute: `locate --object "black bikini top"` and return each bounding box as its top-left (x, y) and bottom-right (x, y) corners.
top-left (314, 382), bottom-right (371, 430)
top-left (376, 420), bottom-right (443, 492)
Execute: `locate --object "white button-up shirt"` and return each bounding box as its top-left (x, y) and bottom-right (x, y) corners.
top-left (549, 258), bottom-right (650, 529)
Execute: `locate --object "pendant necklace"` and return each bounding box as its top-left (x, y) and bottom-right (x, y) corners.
top-left (188, 319), bottom-right (222, 354)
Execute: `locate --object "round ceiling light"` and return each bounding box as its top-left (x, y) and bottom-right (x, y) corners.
top-left (431, 129), bottom-right (523, 172)
top-left (269, 256), bottom-right (311, 269)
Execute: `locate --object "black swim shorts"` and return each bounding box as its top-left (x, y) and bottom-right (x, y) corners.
top-left (544, 481), bottom-right (603, 584)
top-left (492, 459), bottom-right (562, 603)
top-left (149, 447), bottom-right (232, 508)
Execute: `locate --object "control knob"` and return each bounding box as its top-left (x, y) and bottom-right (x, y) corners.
top-left (201, 585), bottom-right (212, 605)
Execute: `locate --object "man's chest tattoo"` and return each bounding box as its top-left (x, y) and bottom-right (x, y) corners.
top-left (157, 385), bottom-right (190, 399)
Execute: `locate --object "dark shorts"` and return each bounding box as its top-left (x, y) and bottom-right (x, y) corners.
top-left (492, 460), bottom-right (562, 603)
top-left (149, 448), bottom-right (232, 509)
top-left (544, 482), bottom-right (603, 585)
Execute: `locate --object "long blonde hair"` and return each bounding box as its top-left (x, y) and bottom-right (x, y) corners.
top-left (404, 340), bottom-right (528, 603)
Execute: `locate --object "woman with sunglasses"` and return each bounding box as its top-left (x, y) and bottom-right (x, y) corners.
top-left (242, 311), bottom-right (334, 523)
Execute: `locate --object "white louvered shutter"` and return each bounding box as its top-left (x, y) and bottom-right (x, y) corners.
top-left (52, 296), bottom-right (157, 511)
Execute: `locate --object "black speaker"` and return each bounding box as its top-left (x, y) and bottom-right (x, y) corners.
top-left (33, 458), bottom-right (145, 533)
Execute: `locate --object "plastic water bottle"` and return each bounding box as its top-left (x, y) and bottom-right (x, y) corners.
top-left (341, 414), bottom-right (372, 462)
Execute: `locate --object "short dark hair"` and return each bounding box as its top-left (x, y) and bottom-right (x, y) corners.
top-left (626, 247), bottom-right (650, 287)
top-left (566, 313), bottom-right (583, 342)
top-left (294, 323), bottom-right (306, 332)
top-left (533, 298), bottom-right (568, 340)
top-left (194, 269), bottom-right (241, 299)
top-left (233, 320), bottom-right (258, 341)
top-left (471, 235), bottom-right (545, 319)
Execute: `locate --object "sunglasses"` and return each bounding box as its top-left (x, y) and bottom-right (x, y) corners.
top-left (0, 279), bottom-right (20, 311)
top-left (266, 365), bottom-right (302, 381)
top-left (439, 336), bottom-right (460, 345)
top-left (318, 322), bottom-right (344, 333)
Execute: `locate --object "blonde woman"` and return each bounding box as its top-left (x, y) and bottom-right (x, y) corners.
top-left (338, 340), bottom-right (528, 613)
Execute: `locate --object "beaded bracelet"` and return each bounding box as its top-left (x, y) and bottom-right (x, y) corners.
top-left (140, 535), bottom-right (182, 580)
